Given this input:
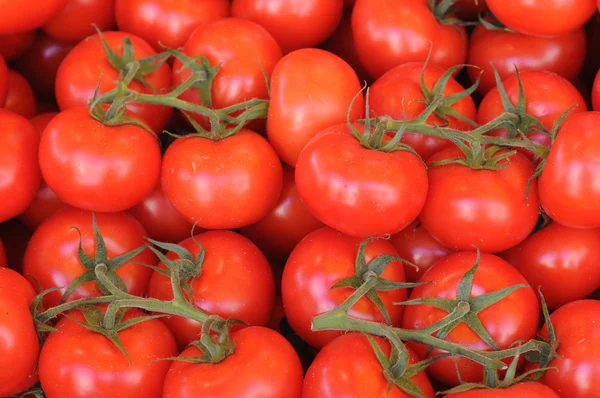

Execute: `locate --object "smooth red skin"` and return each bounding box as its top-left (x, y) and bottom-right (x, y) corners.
top-left (0, 0), bottom-right (68, 34)
top-left (419, 147), bottom-right (539, 253)
top-left (281, 227), bottom-right (408, 348)
top-left (116, 0), bottom-right (230, 51)
top-left (304, 333), bottom-right (434, 398)
top-left (593, 69), bottom-right (600, 111)
top-left (369, 62), bottom-right (477, 161)
top-left (539, 112), bottom-right (600, 228)
top-left (55, 31), bottom-right (173, 134)
top-left (164, 326), bottom-right (303, 398)
top-left (231, 0), bottom-right (344, 54)
top-left (402, 252), bottom-right (539, 386)
top-left (391, 220), bottom-right (455, 283)
top-left (487, 0), bottom-right (595, 37)
top-left (445, 382), bottom-right (559, 398)
top-left (468, 25), bottom-right (586, 95)
top-left (268, 49), bottom-right (364, 167)
top-left (147, 230), bottom-right (275, 349)
top-left (39, 107), bottom-right (161, 212)
top-left (296, 124), bottom-right (428, 238)
top-left (352, 0), bottom-right (468, 80)
top-left (0, 110), bottom-right (41, 223)
top-left (0, 54), bottom-right (7, 107)
top-left (0, 30), bottom-right (35, 61)
top-left (453, 0), bottom-right (487, 20)
top-left (501, 222), bottom-right (600, 309)
top-left (23, 207), bottom-right (157, 309)
top-left (240, 165), bottom-right (324, 262)
top-left (39, 308), bottom-right (177, 398)
top-left (4, 69), bottom-right (37, 118)
top-left (161, 129), bottom-right (283, 229)
top-left (0, 238), bottom-right (6, 267)
top-left (43, 0), bottom-right (116, 43)
top-left (0, 267), bottom-right (39, 396)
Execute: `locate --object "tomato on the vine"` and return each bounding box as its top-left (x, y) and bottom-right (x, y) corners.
top-left (4, 69), bottom-right (37, 118)
top-left (43, 0), bottom-right (116, 43)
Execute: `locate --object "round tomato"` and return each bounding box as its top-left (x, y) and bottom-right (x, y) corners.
top-left (4, 69), bottom-right (37, 118)
top-left (0, 0), bottom-right (68, 34)
top-left (0, 30), bottom-right (35, 61)
top-left (43, 0), bottom-right (116, 43)
top-left (0, 238), bottom-right (6, 267)
top-left (445, 382), bottom-right (559, 397)
top-left (402, 252), bottom-right (539, 385)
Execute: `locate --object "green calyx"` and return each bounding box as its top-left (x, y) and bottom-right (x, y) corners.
top-left (428, 0), bottom-right (463, 25)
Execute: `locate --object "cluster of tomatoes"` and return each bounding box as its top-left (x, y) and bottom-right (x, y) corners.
top-left (2, 0), bottom-right (600, 397)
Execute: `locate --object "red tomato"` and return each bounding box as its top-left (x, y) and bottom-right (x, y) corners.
top-left (39, 107), bottom-right (161, 212)
top-left (0, 0), bottom-right (68, 34)
top-left (55, 31), bottom-right (173, 134)
top-left (487, 0), bottom-right (595, 37)
top-left (231, 0), bottom-right (344, 54)
top-left (281, 227), bottom-right (407, 348)
top-left (402, 252), bottom-right (539, 385)
top-left (369, 62), bottom-right (477, 161)
top-left (0, 54), bottom-right (7, 107)
top-left (267, 48), bottom-right (364, 167)
top-left (4, 69), bottom-right (37, 118)
top-left (468, 25), bottom-right (586, 94)
top-left (296, 124), bottom-right (427, 238)
top-left (39, 307), bottom-right (177, 398)
top-left (0, 109), bottom-right (41, 223)
top-left (445, 382), bottom-right (559, 397)
top-left (161, 129), bottom-right (282, 229)
top-left (593, 69), bottom-right (600, 111)
top-left (23, 207), bottom-right (157, 308)
top-left (0, 30), bottom-right (36, 61)
top-left (453, 0), bottom-right (487, 20)
top-left (539, 112), bottom-right (600, 228)
top-left (304, 333), bottom-right (435, 398)
top-left (43, 0), bottom-right (116, 43)
top-left (240, 165), bottom-right (324, 262)
top-left (115, 0), bottom-right (230, 51)
top-left (352, 0), bottom-right (468, 79)
top-left (0, 238), bottom-right (6, 267)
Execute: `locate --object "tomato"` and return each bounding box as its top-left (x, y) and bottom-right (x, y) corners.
top-left (39, 107), bottom-right (161, 212)
top-left (402, 252), bottom-right (539, 385)
top-left (0, 267), bottom-right (39, 396)
top-left (539, 112), bottom-right (600, 228)
top-left (115, 0), bottom-right (230, 51)
top-left (296, 123), bottom-right (427, 238)
top-left (0, 0), bottom-right (68, 34)
top-left (147, 230), bottom-right (275, 349)
top-left (0, 109), bottom-right (41, 223)
top-left (593, 68), bottom-right (600, 111)
top-left (453, 0), bottom-right (487, 20)
top-left (369, 62), bottom-right (477, 161)
top-left (4, 69), bottom-right (37, 118)
top-left (468, 25), bottom-right (586, 94)
top-left (267, 48), bottom-right (364, 167)
top-left (39, 307), bottom-right (177, 398)
top-left (231, 0), bottom-right (344, 54)
top-left (281, 227), bottom-right (407, 348)
top-left (487, 0), bottom-right (595, 37)
top-left (304, 333), bottom-right (435, 398)
top-left (23, 207), bottom-right (157, 308)
top-left (161, 129), bottom-right (282, 229)
top-left (445, 382), bottom-right (559, 397)
top-left (352, 0), bottom-right (468, 79)
top-left (43, 0), bottom-right (116, 43)
top-left (55, 31), bottom-right (173, 134)
top-left (0, 54), bottom-right (7, 107)
top-left (0, 238), bottom-right (6, 267)
top-left (0, 30), bottom-right (35, 61)
top-left (240, 165), bottom-right (324, 262)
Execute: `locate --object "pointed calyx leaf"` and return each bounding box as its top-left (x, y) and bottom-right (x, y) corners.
top-left (525, 288), bottom-right (559, 368)
top-left (429, 0), bottom-right (463, 25)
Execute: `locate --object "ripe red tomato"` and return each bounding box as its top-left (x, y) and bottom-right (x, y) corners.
top-left (161, 129), bottom-right (282, 229)
top-left (4, 69), bottom-right (37, 118)
top-left (23, 207), bottom-right (157, 308)
top-left (39, 107), bottom-right (161, 212)
top-left (39, 307), bottom-right (177, 398)
top-left (43, 0), bottom-right (116, 43)
top-left (0, 54), bottom-right (7, 107)
top-left (296, 124), bottom-right (428, 238)
top-left (352, 0), bottom-right (468, 79)
top-left (55, 31), bottom-right (173, 134)
top-left (115, 0), bottom-right (230, 51)
top-left (468, 25), bottom-right (586, 94)
top-left (445, 382), bottom-right (559, 397)
top-left (0, 238), bottom-right (6, 267)
top-left (0, 30), bottom-right (35, 61)
top-left (487, 0), bottom-right (596, 37)
top-left (0, 0), bottom-right (68, 34)
top-left (402, 252), bottom-right (539, 385)
top-left (0, 109), bottom-right (41, 223)
top-left (231, 0), bottom-right (344, 54)
top-left (369, 62), bottom-right (477, 161)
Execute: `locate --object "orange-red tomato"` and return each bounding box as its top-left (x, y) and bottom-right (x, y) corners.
top-left (43, 0), bottom-right (116, 43)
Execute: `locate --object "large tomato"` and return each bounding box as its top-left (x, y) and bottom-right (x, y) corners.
top-left (0, 30), bottom-right (36, 61)
top-left (0, 0), bottom-right (68, 34)
top-left (43, 0), bottom-right (116, 43)
top-left (4, 69), bottom-right (37, 118)
top-left (445, 382), bottom-right (559, 397)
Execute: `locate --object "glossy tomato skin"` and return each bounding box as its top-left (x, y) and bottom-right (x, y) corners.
top-left (231, 0), bottom-right (344, 54)
top-left (539, 112), bottom-right (600, 228)
top-left (0, 109), bottom-right (41, 223)
top-left (4, 69), bottom-right (37, 118)
top-left (39, 307), bottom-right (177, 398)
top-left (55, 31), bottom-right (173, 133)
top-left (369, 62), bottom-right (477, 161)
top-left (267, 48), bottom-right (365, 167)
top-left (161, 129), bottom-right (282, 229)
top-left (303, 333), bottom-right (434, 398)
top-left (296, 124), bottom-right (428, 238)
top-left (39, 107), bottom-right (161, 212)
top-left (468, 25), bottom-right (586, 94)
top-left (282, 227), bottom-right (407, 348)
top-left (402, 252), bottom-right (539, 385)
top-left (445, 382), bottom-right (559, 397)
top-left (0, 0), bottom-right (68, 34)
top-left (43, 0), bottom-right (116, 43)
top-left (0, 30), bottom-right (36, 61)
top-left (23, 207), bottom-right (157, 308)
top-left (352, 0), bottom-right (468, 79)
